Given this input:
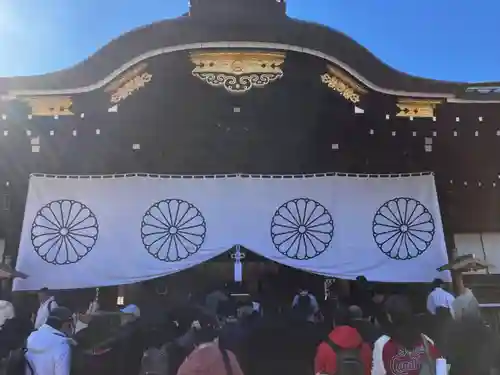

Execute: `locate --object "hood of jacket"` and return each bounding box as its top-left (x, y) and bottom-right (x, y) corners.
top-left (179, 341), bottom-right (233, 375)
top-left (27, 324), bottom-right (69, 354)
top-left (328, 325), bottom-right (364, 349)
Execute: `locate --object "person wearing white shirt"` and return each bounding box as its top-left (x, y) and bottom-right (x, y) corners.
top-left (72, 299), bottom-right (99, 334)
top-left (26, 307), bottom-right (73, 375)
top-left (426, 278), bottom-right (455, 316)
top-left (34, 288), bottom-right (58, 329)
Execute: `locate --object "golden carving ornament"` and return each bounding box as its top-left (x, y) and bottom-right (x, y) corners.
top-left (105, 63), bottom-right (148, 93)
top-left (22, 96), bottom-right (73, 116)
top-left (396, 99), bottom-right (441, 118)
top-left (110, 72), bottom-right (153, 104)
top-left (190, 51), bottom-right (285, 94)
top-left (321, 66), bottom-right (366, 104)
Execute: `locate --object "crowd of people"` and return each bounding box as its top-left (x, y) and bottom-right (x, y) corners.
top-left (0, 277), bottom-right (497, 375)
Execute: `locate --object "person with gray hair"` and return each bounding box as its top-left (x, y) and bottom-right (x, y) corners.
top-left (347, 305), bottom-right (381, 348)
top-left (348, 305), bottom-right (363, 320)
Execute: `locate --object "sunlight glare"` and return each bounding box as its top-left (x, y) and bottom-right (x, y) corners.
top-left (0, 3), bottom-right (18, 34)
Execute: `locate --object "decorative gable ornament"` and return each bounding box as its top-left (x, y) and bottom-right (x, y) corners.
top-left (190, 51), bottom-right (286, 94)
top-left (465, 86), bottom-right (500, 94)
top-left (105, 63), bottom-right (153, 104)
top-left (22, 96), bottom-right (74, 117)
top-left (321, 65), bottom-right (367, 104)
top-left (396, 99), bottom-right (441, 118)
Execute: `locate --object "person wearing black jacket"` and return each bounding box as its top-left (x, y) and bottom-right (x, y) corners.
top-left (72, 305), bottom-right (148, 375)
top-left (438, 314), bottom-right (499, 375)
top-left (347, 305), bottom-right (381, 348)
top-left (0, 300), bottom-right (33, 360)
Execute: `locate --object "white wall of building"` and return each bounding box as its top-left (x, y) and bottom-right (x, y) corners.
top-left (454, 233), bottom-right (500, 274)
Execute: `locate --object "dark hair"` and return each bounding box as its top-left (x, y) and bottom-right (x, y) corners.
top-left (333, 307), bottom-right (350, 326)
top-left (432, 278), bottom-right (444, 288)
top-left (46, 317), bottom-right (63, 330)
top-left (384, 295), bottom-right (421, 349)
top-left (46, 307), bottom-right (73, 331)
top-left (217, 299), bottom-right (237, 318)
top-left (193, 313), bottom-right (219, 345)
top-left (11, 293), bottom-right (35, 320)
top-left (435, 306), bottom-right (452, 320)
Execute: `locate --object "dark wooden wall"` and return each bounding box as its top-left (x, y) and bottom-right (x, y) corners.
top-left (1, 51), bottom-right (500, 261)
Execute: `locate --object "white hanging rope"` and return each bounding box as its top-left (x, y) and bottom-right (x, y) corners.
top-left (29, 171), bottom-right (434, 180)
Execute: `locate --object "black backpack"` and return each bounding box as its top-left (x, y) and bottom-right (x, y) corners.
top-left (295, 294), bottom-right (313, 318)
top-left (4, 348), bottom-right (33, 375)
top-left (48, 299), bottom-right (56, 313)
top-left (325, 338), bottom-right (364, 375)
top-left (219, 345), bottom-right (233, 375)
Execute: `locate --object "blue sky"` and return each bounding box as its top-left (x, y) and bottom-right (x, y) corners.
top-left (0, 0), bottom-right (499, 82)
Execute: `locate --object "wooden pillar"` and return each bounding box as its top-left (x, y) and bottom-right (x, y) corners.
top-left (439, 181), bottom-right (463, 295)
top-left (448, 246), bottom-right (465, 295)
top-left (2, 179), bottom-right (14, 299)
top-left (1, 255), bottom-right (12, 300)
top-left (124, 283), bottom-right (142, 306)
top-left (98, 286), bottom-right (119, 311)
top-left (337, 278), bottom-right (351, 300)
top-left (445, 232), bottom-right (464, 295)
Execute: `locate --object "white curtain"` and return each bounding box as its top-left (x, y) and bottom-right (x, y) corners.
top-left (14, 173), bottom-right (450, 291)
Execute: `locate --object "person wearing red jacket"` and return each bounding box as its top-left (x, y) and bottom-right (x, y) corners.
top-left (315, 307), bottom-right (372, 375)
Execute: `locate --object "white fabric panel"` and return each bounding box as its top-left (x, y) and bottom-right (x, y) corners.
top-left (14, 174), bottom-right (450, 290)
top-left (15, 176), bottom-right (239, 290)
top-left (237, 174), bottom-right (449, 282)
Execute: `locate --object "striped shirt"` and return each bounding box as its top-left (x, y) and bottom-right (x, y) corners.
top-left (426, 287), bottom-right (455, 315)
